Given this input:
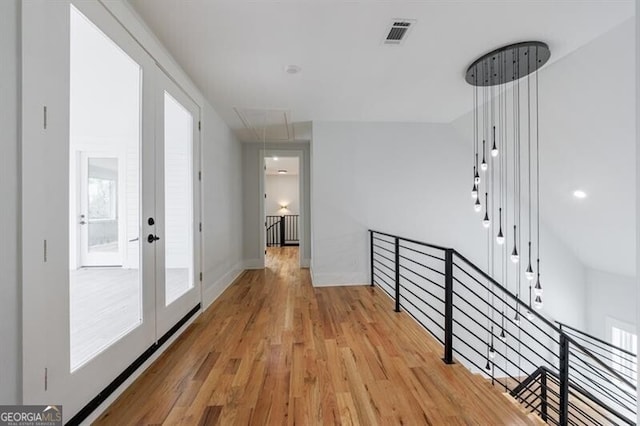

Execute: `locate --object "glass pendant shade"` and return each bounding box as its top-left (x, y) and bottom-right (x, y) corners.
top-left (481, 160), bottom-right (488, 171)
top-left (534, 295), bottom-right (543, 310)
top-left (513, 313), bottom-right (520, 325)
top-left (474, 198), bottom-right (482, 212)
top-left (525, 310), bottom-right (534, 320)
top-left (534, 277), bottom-right (543, 296)
top-left (511, 247), bottom-right (519, 263)
top-left (491, 142), bottom-right (498, 157)
top-left (489, 347), bottom-right (495, 359)
top-left (499, 328), bottom-right (506, 341)
top-left (525, 263), bottom-right (535, 280)
top-left (474, 173), bottom-right (480, 185)
top-left (482, 214), bottom-right (490, 228)
top-left (496, 228), bottom-right (504, 245)
top-left (471, 183), bottom-right (478, 199)
top-left (485, 360), bottom-right (491, 371)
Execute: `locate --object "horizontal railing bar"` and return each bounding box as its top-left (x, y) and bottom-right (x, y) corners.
top-left (558, 321), bottom-right (637, 358)
top-left (399, 253), bottom-right (446, 277)
top-left (568, 343), bottom-right (637, 391)
top-left (563, 329), bottom-right (637, 364)
top-left (567, 367), bottom-right (636, 408)
top-left (372, 272), bottom-right (394, 294)
top-left (567, 399), bottom-right (606, 426)
top-left (564, 336), bottom-right (637, 375)
top-left (399, 264), bottom-right (445, 289)
top-left (373, 249), bottom-right (396, 265)
top-left (453, 311), bottom-right (537, 374)
top-left (373, 242), bottom-right (396, 256)
top-left (452, 296), bottom-right (556, 370)
top-left (540, 367), bottom-right (635, 425)
top-left (399, 298), bottom-right (445, 335)
top-left (399, 270), bottom-right (444, 296)
top-left (373, 254), bottom-right (397, 273)
top-left (373, 265), bottom-right (395, 285)
top-left (568, 387), bottom-right (631, 426)
top-left (373, 278), bottom-right (395, 300)
top-left (398, 243), bottom-right (445, 261)
top-left (453, 278), bottom-right (560, 362)
top-left (399, 280), bottom-right (446, 307)
top-left (453, 264), bottom-right (559, 343)
top-left (397, 282), bottom-right (446, 320)
top-left (370, 230), bottom-right (449, 252)
top-left (451, 251), bottom-right (561, 333)
top-left (372, 235), bottom-right (395, 245)
top-left (398, 301), bottom-right (446, 346)
top-left (568, 354), bottom-right (637, 400)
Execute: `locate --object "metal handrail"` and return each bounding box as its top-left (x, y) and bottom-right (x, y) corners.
top-left (369, 229), bottom-right (638, 425)
top-left (558, 321), bottom-right (637, 358)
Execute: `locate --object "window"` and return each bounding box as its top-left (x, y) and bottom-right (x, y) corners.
top-left (608, 318), bottom-right (637, 385)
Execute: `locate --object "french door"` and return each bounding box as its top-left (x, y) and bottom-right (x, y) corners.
top-left (22, 1), bottom-right (201, 422)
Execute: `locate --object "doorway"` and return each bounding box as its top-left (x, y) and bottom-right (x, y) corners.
top-left (263, 155), bottom-right (300, 266)
top-left (23, 2), bottom-right (202, 421)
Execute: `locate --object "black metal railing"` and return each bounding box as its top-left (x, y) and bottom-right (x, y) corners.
top-left (369, 230), bottom-right (637, 426)
top-left (266, 215), bottom-right (299, 247)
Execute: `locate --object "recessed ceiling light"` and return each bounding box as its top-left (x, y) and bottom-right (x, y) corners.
top-left (573, 190), bottom-right (587, 199)
top-left (284, 65), bottom-right (301, 74)
top-left (272, 156), bottom-right (278, 161)
top-left (278, 169), bottom-right (287, 174)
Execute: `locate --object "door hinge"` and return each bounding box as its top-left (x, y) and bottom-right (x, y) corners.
top-left (43, 106), bottom-right (47, 129)
top-left (44, 367), bottom-right (48, 391)
top-left (198, 171), bottom-right (202, 181)
top-left (198, 121), bottom-right (201, 131)
top-left (199, 272), bottom-right (203, 282)
top-left (199, 222), bottom-right (202, 232)
top-left (43, 240), bottom-right (47, 262)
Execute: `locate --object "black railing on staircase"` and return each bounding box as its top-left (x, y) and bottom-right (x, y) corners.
top-left (369, 230), bottom-right (637, 426)
top-left (266, 215), bottom-right (299, 247)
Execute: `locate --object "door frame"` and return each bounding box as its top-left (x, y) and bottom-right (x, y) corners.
top-left (258, 149), bottom-right (305, 268)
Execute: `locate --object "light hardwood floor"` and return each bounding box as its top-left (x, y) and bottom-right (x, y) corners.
top-left (94, 247), bottom-right (538, 425)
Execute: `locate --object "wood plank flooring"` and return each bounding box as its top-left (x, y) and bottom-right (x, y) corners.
top-left (94, 247), bottom-right (538, 425)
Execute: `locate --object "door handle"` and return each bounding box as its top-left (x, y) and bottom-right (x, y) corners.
top-left (147, 234), bottom-right (160, 243)
top-left (79, 220), bottom-right (87, 225)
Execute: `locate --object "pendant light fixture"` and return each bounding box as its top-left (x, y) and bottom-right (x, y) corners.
top-left (482, 193), bottom-right (490, 228)
top-left (496, 208), bottom-right (504, 245)
top-left (465, 42), bottom-right (550, 313)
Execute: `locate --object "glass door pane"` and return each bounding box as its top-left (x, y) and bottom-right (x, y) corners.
top-left (69, 5), bottom-right (142, 371)
top-left (163, 92), bottom-right (194, 306)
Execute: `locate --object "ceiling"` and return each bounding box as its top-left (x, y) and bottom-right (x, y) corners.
top-left (130, 0), bottom-right (633, 141)
top-left (265, 157), bottom-right (299, 176)
top-left (129, 0), bottom-right (636, 276)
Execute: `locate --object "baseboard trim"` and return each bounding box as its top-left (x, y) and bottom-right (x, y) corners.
top-left (68, 304), bottom-right (201, 425)
top-left (203, 263), bottom-right (245, 308)
top-left (243, 259), bottom-right (264, 269)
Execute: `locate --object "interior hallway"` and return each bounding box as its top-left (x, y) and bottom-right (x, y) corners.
top-left (94, 246), bottom-right (537, 425)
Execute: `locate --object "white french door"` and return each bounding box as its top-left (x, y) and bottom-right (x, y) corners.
top-left (22, 1), bottom-right (202, 422)
top-left (154, 73), bottom-right (202, 337)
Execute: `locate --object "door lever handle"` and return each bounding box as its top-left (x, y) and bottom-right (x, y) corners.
top-left (147, 234), bottom-right (160, 243)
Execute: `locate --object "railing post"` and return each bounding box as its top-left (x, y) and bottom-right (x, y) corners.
top-left (443, 249), bottom-right (454, 364)
top-left (394, 237), bottom-right (400, 312)
top-left (369, 231), bottom-right (374, 287)
top-left (279, 216), bottom-right (285, 247)
top-left (559, 333), bottom-right (570, 425)
top-left (540, 369), bottom-right (548, 422)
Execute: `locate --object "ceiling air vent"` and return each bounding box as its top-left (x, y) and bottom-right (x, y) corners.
top-left (384, 19), bottom-right (416, 45)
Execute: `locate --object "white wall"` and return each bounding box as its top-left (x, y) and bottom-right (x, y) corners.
top-left (201, 102), bottom-right (244, 305)
top-left (0, 0), bottom-right (21, 405)
top-left (311, 121), bottom-right (587, 328)
top-left (242, 142), bottom-right (311, 267)
top-left (587, 268), bottom-right (637, 341)
top-left (265, 174), bottom-right (299, 216)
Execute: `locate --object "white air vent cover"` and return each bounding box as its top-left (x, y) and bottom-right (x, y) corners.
top-left (384, 19), bottom-right (416, 45)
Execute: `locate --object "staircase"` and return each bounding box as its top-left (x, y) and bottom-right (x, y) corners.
top-left (370, 230), bottom-right (637, 426)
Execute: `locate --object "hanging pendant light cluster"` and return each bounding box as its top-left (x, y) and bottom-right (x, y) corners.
top-left (466, 42), bottom-right (550, 321)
